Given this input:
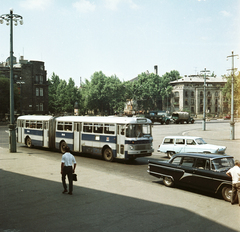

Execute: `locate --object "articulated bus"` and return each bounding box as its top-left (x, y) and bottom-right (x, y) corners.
top-left (17, 115), bottom-right (154, 161)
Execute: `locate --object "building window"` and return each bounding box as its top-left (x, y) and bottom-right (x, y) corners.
top-left (200, 91), bottom-right (203, 97)
top-left (185, 100), bottom-right (188, 105)
top-left (207, 91), bottom-right (211, 97)
top-left (215, 91), bottom-right (218, 97)
top-left (40, 103), bottom-right (43, 111)
top-left (40, 75), bottom-right (43, 84)
top-left (36, 88), bottom-right (39, 96)
top-left (35, 75), bottom-right (39, 83)
top-left (40, 88), bottom-right (43, 96)
top-left (175, 92), bottom-right (179, 97)
top-left (185, 91), bottom-right (188, 97)
top-left (191, 99), bottom-right (194, 105)
top-left (191, 91), bottom-right (194, 97)
top-left (36, 104), bottom-right (39, 111)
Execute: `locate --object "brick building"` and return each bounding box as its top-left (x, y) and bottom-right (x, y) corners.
top-left (0, 56), bottom-right (49, 115)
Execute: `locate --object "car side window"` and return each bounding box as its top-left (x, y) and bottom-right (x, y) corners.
top-left (186, 139), bottom-right (196, 145)
top-left (195, 158), bottom-right (207, 169)
top-left (171, 156), bottom-right (182, 165)
top-left (176, 139), bottom-right (185, 145)
top-left (181, 157), bottom-right (194, 167)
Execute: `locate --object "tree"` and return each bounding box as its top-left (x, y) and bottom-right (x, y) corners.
top-left (222, 73), bottom-right (240, 114)
top-left (48, 73), bottom-right (60, 114)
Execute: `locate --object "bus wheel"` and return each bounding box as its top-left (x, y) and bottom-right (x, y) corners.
top-left (60, 141), bottom-right (67, 154)
top-left (103, 147), bottom-right (114, 162)
top-left (26, 137), bottom-right (32, 148)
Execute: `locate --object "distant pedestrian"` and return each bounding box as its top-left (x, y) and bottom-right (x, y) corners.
top-left (226, 160), bottom-right (240, 206)
top-left (61, 146), bottom-right (77, 195)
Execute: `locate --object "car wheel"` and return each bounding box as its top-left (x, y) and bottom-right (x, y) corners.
top-left (60, 141), bottom-right (67, 154)
top-left (222, 186), bottom-right (232, 202)
top-left (167, 151), bottom-right (175, 158)
top-left (26, 137), bottom-right (32, 148)
top-left (103, 147), bottom-right (114, 162)
top-left (163, 176), bottom-right (174, 187)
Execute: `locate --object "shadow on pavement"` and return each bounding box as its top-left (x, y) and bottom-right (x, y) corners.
top-left (0, 169), bottom-right (236, 232)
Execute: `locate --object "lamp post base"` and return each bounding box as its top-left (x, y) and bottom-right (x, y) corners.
top-left (9, 124), bottom-right (17, 152)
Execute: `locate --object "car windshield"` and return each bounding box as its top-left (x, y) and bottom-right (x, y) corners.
top-left (126, 124), bottom-right (151, 138)
top-left (195, 138), bottom-right (207, 145)
top-left (211, 157), bottom-right (234, 172)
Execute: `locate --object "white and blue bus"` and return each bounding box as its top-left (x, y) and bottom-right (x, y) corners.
top-left (17, 115), bottom-right (154, 161)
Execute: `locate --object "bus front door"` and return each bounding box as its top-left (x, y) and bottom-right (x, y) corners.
top-left (17, 120), bottom-right (24, 143)
top-left (43, 121), bottom-right (49, 147)
top-left (74, 123), bottom-right (81, 152)
top-left (117, 125), bottom-right (125, 159)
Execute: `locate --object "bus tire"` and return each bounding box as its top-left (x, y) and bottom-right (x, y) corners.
top-left (26, 137), bottom-right (32, 148)
top-left (103, 147), bottom-right (114, 162)
top-left (60, 141), bottom-right (67, 154)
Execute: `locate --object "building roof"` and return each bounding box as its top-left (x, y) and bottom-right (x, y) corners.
top-left (170, 75), bottom-right (227, 85)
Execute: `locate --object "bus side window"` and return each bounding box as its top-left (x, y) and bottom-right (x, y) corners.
top-left (64, 123), bottom-right (72, 131)
top-left (94, 124), bottom-right (103, 134)
top-left (26, 121), bottom-right (29, 128)
top-left (104, 124), bottom-right (115, 134)
top-left (83, 123), bottom-right (92, 133)
top-left (57, 122), bottom-right (64, 131)
top-left (30, 121), bottom-right (36, 128)
top-left (37, 121), bottom-right (42, 129)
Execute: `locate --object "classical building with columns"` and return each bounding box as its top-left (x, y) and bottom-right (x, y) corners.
top-left (170, 75), bottom-right (228, 116)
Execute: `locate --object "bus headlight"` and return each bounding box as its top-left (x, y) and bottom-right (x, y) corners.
top-left (129, 145), bottom-right (134, 150)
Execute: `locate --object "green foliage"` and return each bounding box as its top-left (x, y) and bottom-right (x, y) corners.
top-left (221, 73), bottom-right (240, 112)
top-left (48, 69), bottom-right (181, 116)
top-left (48, 73), bottom-right (82, 115)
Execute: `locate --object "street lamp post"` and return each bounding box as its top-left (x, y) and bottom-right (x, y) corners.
top-left (227, 51), bottom-right (239, 140)
top-left (1, 9), bottom-right (23, 152)
top-left (200, 68), bottom-right (210, 131)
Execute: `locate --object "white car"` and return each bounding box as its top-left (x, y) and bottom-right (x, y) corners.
top-left (158, 136), bottom-right (227, 158)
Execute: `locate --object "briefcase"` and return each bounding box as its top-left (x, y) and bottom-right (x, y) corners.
top-left (72, 173), bottom-right (77, 181)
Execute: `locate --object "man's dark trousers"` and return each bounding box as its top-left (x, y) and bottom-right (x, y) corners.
top-left (62, 166), bottom-right (73, 193)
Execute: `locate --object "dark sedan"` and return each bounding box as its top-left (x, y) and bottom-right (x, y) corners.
top-left (148, 153), bottom-right (234, 201)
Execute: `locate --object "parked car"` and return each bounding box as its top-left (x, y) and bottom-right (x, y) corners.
top-left (145, 111), bottom-right (170, 124)
top-left (148, 153), bottom-right (234, 201)
top-left (223, 115), bottom-right (231, 120)
top-left (158, 136), bottom-right (227, 158)
top-left (172, 111), bottom-right (194, 124)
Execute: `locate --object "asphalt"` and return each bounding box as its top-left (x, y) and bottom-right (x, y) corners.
top-left (1, 122), bottom-right (240, 232)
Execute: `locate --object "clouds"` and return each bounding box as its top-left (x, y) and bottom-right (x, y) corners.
top-left (219, 10), bottom-right (231, 17)
top-left (72, 0), bottom-right (96, 13)
top-left (19, 0), bottom-right (53, 10)
top-left (104, 0), bottom-right (139, 11)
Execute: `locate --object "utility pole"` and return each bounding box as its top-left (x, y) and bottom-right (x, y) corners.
top-left (227, 51), bottom-right (239, 140)
top-left (200, 68), bottom-right (210, 131)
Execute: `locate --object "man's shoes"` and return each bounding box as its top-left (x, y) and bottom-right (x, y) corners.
top-left (68, 192), bottom-right (72, 195)
top-left (62, 189), bottom-right (68, 194)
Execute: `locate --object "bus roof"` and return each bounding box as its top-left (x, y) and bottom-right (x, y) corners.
top-left (17, 115), bottom-right (54, 121)
top-left (17, 115), bottom-right (152, 124)
top-left (56, 116), bottom-right (152, 124)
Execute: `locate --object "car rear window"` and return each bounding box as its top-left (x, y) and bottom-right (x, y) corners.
top-left (163, 138), bottom-right (174, 144)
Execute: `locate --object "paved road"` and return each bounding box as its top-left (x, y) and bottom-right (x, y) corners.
top-left (0, 122), bottom-right (240, 232)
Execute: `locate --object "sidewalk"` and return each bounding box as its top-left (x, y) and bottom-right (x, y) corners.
top-left (1, 142), bottom-right (240, 231)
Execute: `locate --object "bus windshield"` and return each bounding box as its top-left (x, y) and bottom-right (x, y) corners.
top-left (126, 124), bottom-right (151, 138)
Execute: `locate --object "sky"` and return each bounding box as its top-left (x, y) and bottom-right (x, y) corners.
top-left (1, 0), bottom-right (240, 86)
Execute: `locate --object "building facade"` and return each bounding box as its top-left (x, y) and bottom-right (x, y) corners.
top-left (170, 75), bottom-right (228, 116)
top-left (0, 56), bottom-right (49, 115)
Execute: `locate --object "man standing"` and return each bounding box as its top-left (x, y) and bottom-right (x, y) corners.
top-left (61, 146), bottom-right (77, 195)
top-left (226, 160), bottom-right (240, 206)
